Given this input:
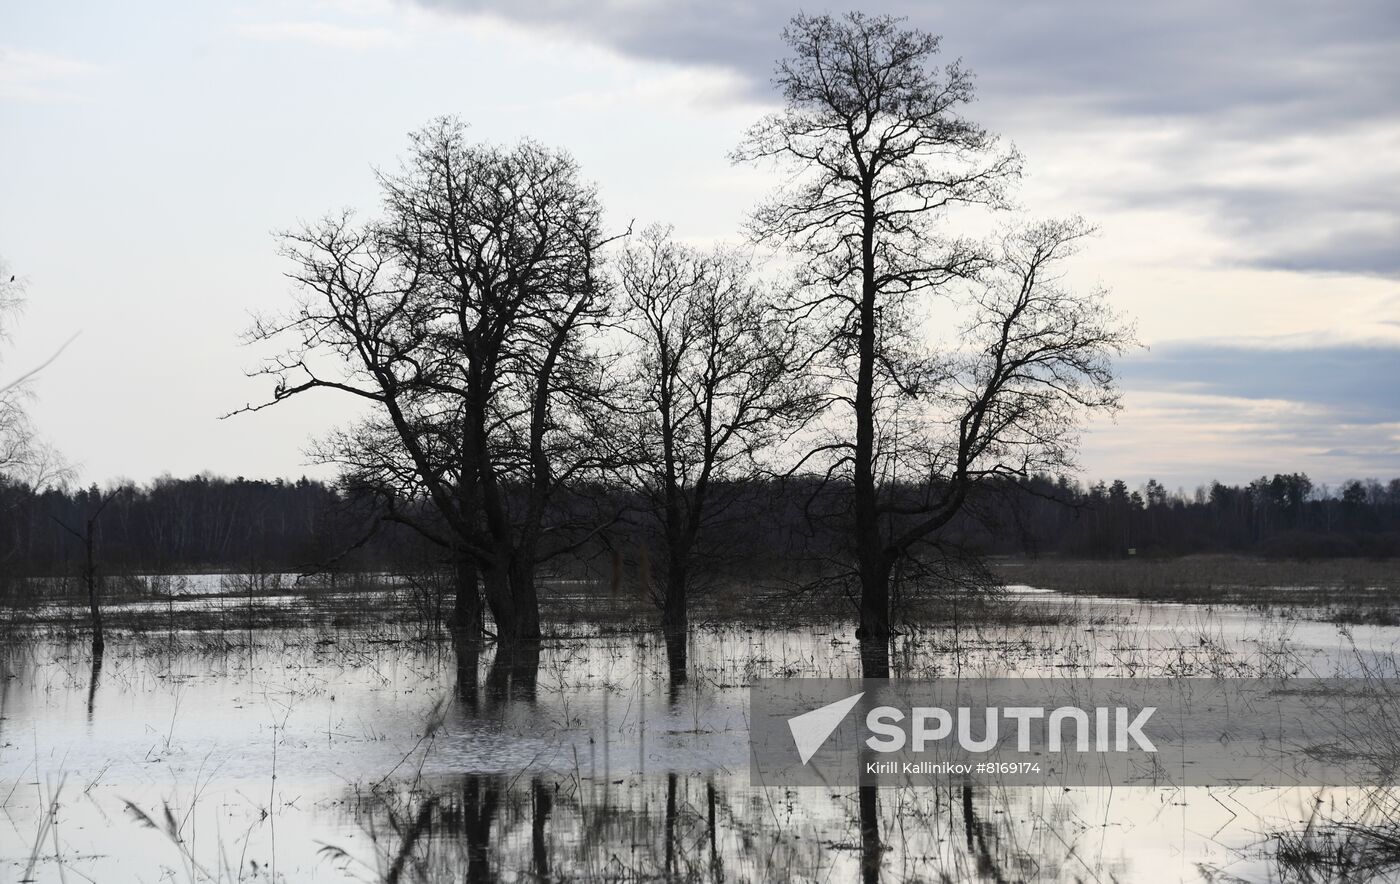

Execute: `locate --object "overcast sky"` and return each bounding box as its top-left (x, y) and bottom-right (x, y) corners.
top-left (2, 0), bottom-right (1398, 491)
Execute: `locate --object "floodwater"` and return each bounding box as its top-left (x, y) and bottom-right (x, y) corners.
top-left (3, 585), bottom-right (1400, 882)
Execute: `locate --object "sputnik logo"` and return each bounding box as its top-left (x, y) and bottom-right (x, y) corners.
top-left (787, 692), bottom-right (864, 764)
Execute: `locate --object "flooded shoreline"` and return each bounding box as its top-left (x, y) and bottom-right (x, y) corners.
top-left (5, 584), bottom-right (1400, 882)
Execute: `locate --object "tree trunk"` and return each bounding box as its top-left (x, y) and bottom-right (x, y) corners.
top-left (853, 184), bottom-right (889, 665)
top-left (85, 532), bottom-right (104, 655)
top-left (858, 633), bottom-right (891, 680)
top-left (857, 558), bottom-right (891, 641)
top-left (609, 548), bottom-right (623, 595)
top-left (451, 552), bottom-right (484, 708)
top-left (479, 560), bottom-right (512, 635)
top-left (661, 556), bottom-right (688, 688)
top-left (530, 777), bottom-right (552, 879)
top-left (485, 639), bottom-right (540, 704)
top-left (505, 558), bottom-right (541, 645)
top-left (664, 772), bottom-right (679, 877)
top-left (706, 778), bottom-right (720, 875)
top-left (86, 646), bottom-right (103, 721)
top-left (859, 784), bottom-right (881, 884)
top-left (450, 553), bottom-right (483, 643)
top-left (477, 555), bottom-right (542, 651)
top-left (454, 632), bottom-right (481, 709)
top-left (462, 776), bottom-right (499, 884)
top-left (857, 555), bottom-right (893, 678)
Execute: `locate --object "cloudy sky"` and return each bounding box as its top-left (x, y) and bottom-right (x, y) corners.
top-left (2, 0), bottom-right (1397, 491)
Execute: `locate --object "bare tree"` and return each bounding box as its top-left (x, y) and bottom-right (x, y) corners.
top-left (616, 226), bottom-right (817, 683)
top-left (736, 13), bottom-right (1132, 674)
top-left (235, 119), bottom-right (622, 649)
top-left (53, 487), bottom-right (121, 654)
top-left (0, 262), bottom-right (69, 488)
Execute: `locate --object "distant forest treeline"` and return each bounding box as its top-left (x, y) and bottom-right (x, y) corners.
top-left (993, 473), bottom-right (1400, 559)
top-left (1, 471), bottom-right (1398, 578)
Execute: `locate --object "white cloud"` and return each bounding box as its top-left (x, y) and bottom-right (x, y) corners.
top-left (235, 20), bottom-right (402, 49)
top-left (0, 46), bottom-right (100, 101)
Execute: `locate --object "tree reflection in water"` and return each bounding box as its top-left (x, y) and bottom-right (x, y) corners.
top-left (340, 771), bottom-right (1113, 882)
top-left (323, 638), bottom-right (1128, 882)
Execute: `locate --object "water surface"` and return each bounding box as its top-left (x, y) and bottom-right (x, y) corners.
top-left (3, 586), bottom-right (1398, 882)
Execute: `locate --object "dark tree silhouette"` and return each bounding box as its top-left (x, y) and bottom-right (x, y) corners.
top-left (736, 13), bottom-right (1131, 675)
top-left (236, 118), bottom-right (623, 648)
top-left (52, 486), bottom-right (121, 654)
top-left (616, 225), bottom-right (817, 683)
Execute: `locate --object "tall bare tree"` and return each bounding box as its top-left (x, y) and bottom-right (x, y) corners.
top-left (0, 262), bottom-right (69, 488)
top-left (616, 226), bottom-right (816, 683)
top-left (737, 13), bottom-right (1132, 675)
top-left (237, 119), bottom-right (622, 649)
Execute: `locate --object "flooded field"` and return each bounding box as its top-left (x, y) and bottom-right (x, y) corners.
top-left (4, 583), bottom-right (1400, 882)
